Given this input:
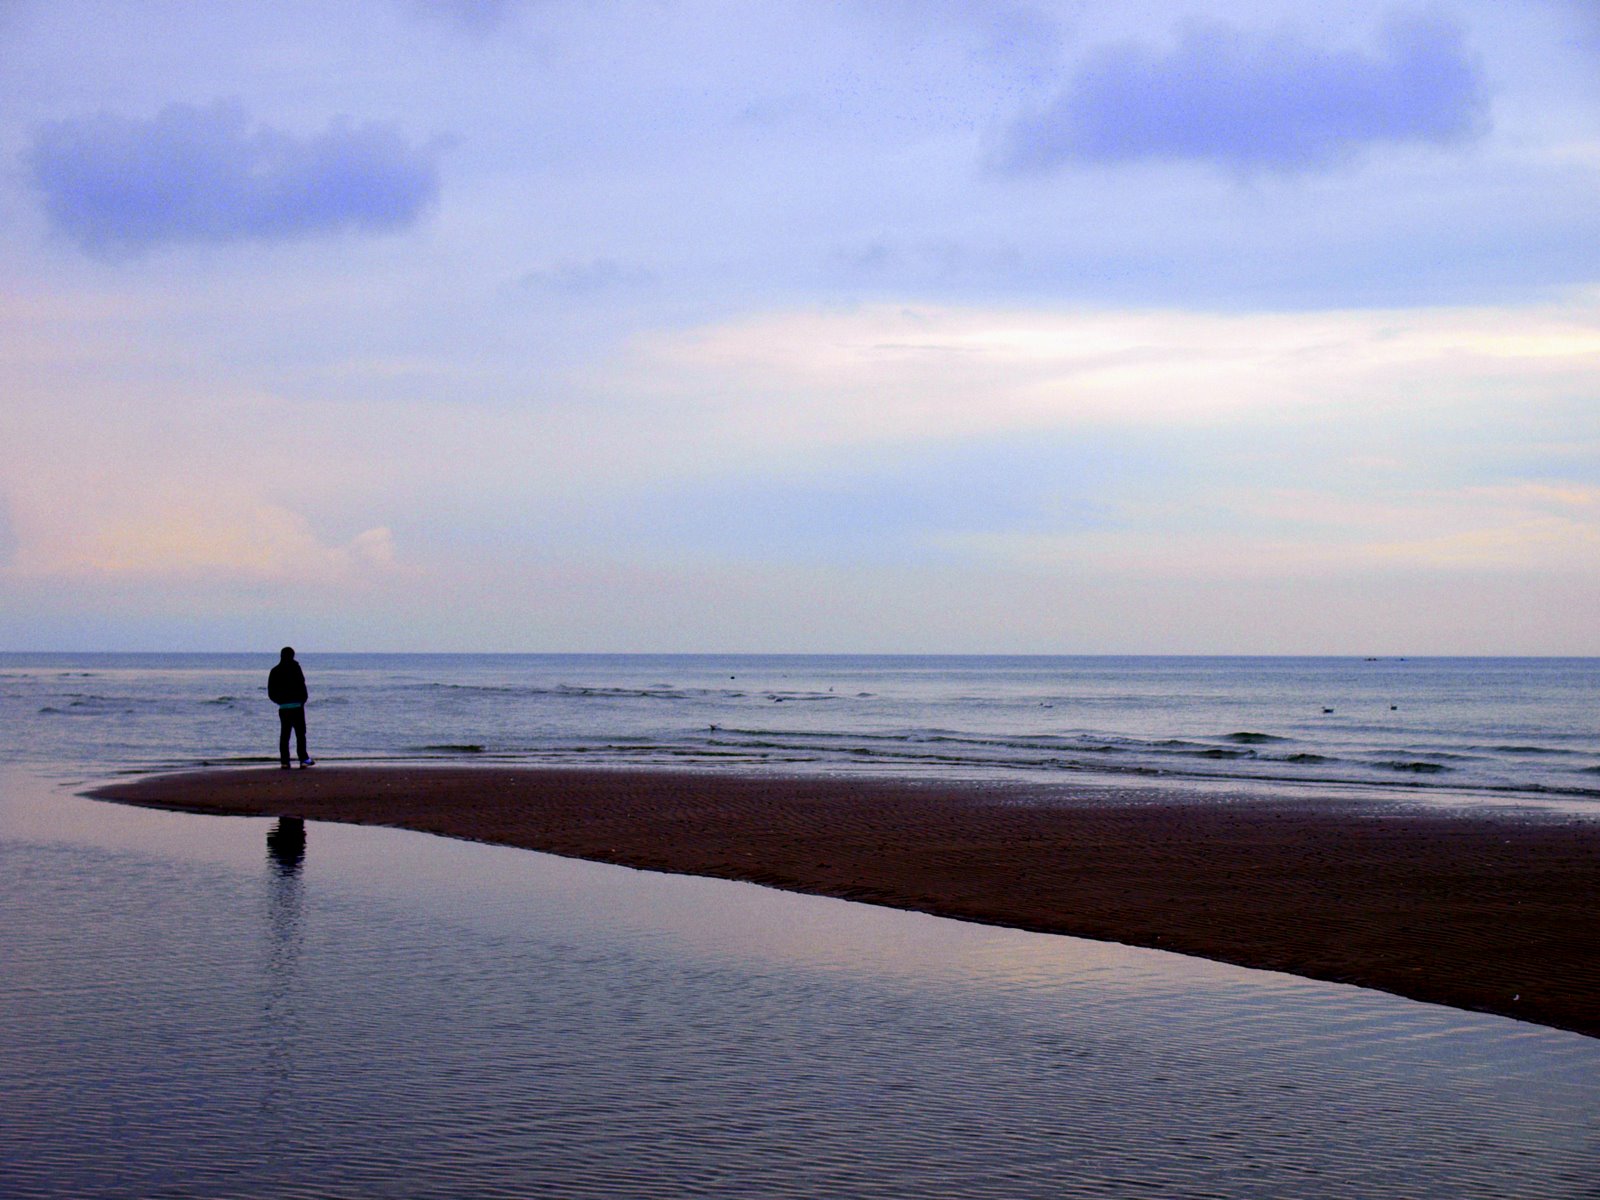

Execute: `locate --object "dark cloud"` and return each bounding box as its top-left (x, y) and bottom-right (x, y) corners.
top-left (25, 101), bottom-right (440, 256)
top-left (999, 13), bottom-right (1489, 174)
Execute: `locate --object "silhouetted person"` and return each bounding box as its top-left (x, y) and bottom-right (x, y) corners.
top-left (268, 647), bottom-right (315, 769)
top-left (266, 817), bottom-right (307, 875)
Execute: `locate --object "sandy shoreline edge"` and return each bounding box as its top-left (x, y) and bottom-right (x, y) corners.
top-left (86, 765), bottom-right (1600, 1039)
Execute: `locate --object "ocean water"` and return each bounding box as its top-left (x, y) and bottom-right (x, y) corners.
top-left (4, 653), bottom-right (1598, 805)
top-left (2, 770), bottom-right (1597, 1200)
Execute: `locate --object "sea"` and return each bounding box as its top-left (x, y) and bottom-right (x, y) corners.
top-left (3, 653), bottom-right (1598, 1198)
top-left (5, 652), bottom-right (1598, 807)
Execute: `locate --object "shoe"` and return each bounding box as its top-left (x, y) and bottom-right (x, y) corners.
top-left (280, 764), bottom-right (292, 770)
top-left (300, 758), bottom-right (316, 768)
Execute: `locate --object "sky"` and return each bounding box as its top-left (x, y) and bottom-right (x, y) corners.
top-left (0, 0), bottom-right (1596, 653)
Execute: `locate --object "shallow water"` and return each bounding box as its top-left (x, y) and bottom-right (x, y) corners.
top-left (2, 768), bottom-right (1596, 1199)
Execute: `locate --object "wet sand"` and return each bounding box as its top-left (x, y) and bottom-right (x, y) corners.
top-left (87, 766), bottom-right (1600, 1038)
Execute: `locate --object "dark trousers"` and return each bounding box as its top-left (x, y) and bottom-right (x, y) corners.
top-left (279, 707), bottom-right (308, 766)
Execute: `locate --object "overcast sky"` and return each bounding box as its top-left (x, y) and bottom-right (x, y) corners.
top-left (1, 0), bottom-right (1596, 653)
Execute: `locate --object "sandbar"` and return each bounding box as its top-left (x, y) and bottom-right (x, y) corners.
top-left (86, 766), bottom-right (1600, 1038)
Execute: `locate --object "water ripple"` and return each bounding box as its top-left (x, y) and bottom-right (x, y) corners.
top-left (1, 809), bottom-right (1596, 1200)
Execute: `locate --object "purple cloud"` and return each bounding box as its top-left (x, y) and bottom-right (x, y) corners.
top-left (26, 101), bottom-right (440, 256)
top-left (1000, 14), bottom-right (1489, 173)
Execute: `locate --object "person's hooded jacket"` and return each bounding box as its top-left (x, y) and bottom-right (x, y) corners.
top-left (268, 658), bottom-right (308, 707)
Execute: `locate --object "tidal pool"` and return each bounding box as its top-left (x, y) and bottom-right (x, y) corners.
top-left (1, 768), bottom-right (1595, 1199)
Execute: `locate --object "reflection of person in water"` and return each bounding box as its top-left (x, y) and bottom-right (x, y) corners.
top-left (262, 817), bottom-right (305, 1114)
top-left (268, 647), bottom-right (315, 769)
top-left (266, 817), bottom-right (306, 876)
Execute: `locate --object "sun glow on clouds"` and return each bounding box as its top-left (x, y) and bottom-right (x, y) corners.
top-left (10, 498), bottom-right (397, 586)
top-left (579, 295), bottom-right (1600, 608)
top-left (2, 294), bottom-right (1594, 601)
top-left (620, 296), bottom-right (1600, 446)
top-left (0, 300), bottom-right (1594, 650)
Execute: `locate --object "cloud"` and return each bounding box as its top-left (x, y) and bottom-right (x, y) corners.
top-left (8, 497), bottom-right (399, 586)
top-left (25, 100), bottom-right (440, 256)
top-left (999, 12), bottom-right (1489, 173)
top-left (407, 0), bottom-right (521, 33)
top-left (612, 296), bottom-right (1600, 456)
